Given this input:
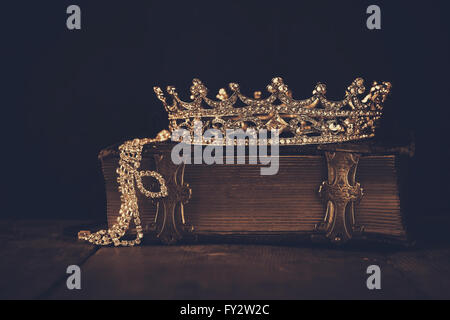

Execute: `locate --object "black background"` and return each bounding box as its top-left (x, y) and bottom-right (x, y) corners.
top-left (3, 0), bottom-right (450, 221)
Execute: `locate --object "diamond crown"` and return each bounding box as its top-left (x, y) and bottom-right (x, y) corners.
top-left (153, 77), bottom-right (391, 145)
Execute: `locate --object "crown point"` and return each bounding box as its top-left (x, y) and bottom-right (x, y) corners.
top-left (313, 83), bottom-right (327, 95)
top-left (271, 77), bottom-right (284, 85)
top-left (355, 78), bottom-right (364, 86)
top-left (190, 79), bottom-right (207, 97)
top-left (279, 84), bottom-right (289, 93)
top-left (347, 78), bottom-right (366, 95)
top-left (166, 86), bottom-right (176, 95)
top-left (355, 78), bottom-right (366, 94)
top-left (229, 83), bottom-right (239, 91)
top-left (267, 84), bottom-right (276, 93)
top-left (153, 86), bottom-right (166, 102)
top-left (217, 88), bottom-right (229, 101)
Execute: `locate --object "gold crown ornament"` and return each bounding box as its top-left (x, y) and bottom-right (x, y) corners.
top-left (153, 77), bottom-right (391, 145)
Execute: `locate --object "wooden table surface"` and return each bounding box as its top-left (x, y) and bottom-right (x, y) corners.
top-left (1, 220), bottom-right (449, 299)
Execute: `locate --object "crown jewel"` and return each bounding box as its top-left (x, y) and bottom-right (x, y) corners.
top-left (153, 77), bottom-right (391, 145)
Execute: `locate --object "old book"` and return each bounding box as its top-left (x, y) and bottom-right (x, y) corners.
top-left (98, 139), bottom-right (413, 245)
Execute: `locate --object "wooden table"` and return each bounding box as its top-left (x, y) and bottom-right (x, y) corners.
top-left (1, 219), bottom-right (449, 299)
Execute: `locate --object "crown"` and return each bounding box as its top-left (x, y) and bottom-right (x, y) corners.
top-left (153, 77), bottom-right (391, 146)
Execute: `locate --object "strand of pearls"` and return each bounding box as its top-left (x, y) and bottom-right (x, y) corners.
top-left (78, 131), bottom-right (170, 246)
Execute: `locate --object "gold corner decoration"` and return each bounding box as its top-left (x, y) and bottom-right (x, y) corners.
top-left (313, 151), bottom-right (364, 244)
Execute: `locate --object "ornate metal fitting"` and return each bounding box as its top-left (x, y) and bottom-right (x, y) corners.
top-left (314, 151), bottom-right (364, 244)
top-left (152, 150), bottom-right (193, 244)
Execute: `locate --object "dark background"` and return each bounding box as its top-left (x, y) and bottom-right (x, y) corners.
top-left (3, 0), bottom-right (450, 221)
